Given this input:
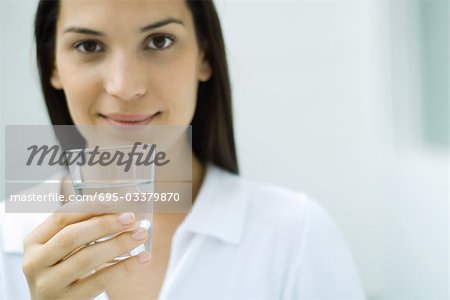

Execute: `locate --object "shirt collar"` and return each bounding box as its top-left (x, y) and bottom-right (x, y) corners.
top-left (178, 164), bottom-right (249, 245)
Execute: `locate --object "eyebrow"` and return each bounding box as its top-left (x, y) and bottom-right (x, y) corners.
top-left (139, 18), bottom-right (184, 33)
top-left (63, 17), bottom-right (184, 36)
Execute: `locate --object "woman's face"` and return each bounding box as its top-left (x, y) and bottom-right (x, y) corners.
top-left (51, 0), bottom-right (211, 126)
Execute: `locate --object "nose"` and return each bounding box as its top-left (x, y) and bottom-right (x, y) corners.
top-left (104, 51), bottom-right (147, 101)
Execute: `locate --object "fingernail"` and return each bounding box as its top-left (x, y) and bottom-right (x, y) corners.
top-left (118, 212), bottom-right (134, 225)
top-left (138, 251), bottom-right (151, 263)
top-left (132, 228), bottom-right (147, 240)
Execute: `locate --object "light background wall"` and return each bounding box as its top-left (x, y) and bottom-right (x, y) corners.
top-left (1, 1), bottom-right (448, 299)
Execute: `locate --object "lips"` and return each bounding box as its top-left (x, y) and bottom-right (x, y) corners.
top-left (100, 113), bottom-right (158, 126)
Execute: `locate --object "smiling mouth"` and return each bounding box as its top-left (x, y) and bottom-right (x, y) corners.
top-left (99, 112), bottom-right (159, 126)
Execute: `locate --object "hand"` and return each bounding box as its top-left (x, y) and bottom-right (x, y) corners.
top-left (22, 203), bottom-right (151, 300)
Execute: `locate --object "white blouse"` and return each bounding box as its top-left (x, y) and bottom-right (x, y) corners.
top-left (1, 164), bottom-right (366, 299)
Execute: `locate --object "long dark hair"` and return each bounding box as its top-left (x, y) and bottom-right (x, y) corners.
top-left (34, 0), bottom-right (239, 174)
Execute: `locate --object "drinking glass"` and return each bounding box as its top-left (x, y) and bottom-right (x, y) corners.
top-left (64, 143), bottom-right (155, 260)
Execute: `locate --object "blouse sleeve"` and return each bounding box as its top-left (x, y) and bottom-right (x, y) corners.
top-left (283, 198), bottom-right (367, 300)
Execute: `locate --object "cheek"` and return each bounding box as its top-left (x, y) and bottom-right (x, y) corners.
top-left (154, 55), bottom-right (199, 124)
top-left (58, 62), bottom-right (102, 123)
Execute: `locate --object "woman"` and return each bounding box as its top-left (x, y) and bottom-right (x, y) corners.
top-left (0, 0), bottom-right (366, 299)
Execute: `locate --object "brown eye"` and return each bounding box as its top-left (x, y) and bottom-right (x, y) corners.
top-left (74, 40), bottom-right (103, 53)
top-left (147, 35), bottom-right (174, 50)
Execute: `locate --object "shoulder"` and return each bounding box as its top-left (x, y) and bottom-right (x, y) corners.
top-left (217, 173), bottom-right (366, 298)
top-left (213, 165), bottom-right (337, 241)
top-left (244, 179), bottom-right (308, 227)
top-left (0, 172), bottom-right (65, 254)
top-left (235, 172), bottom-right (331, 226)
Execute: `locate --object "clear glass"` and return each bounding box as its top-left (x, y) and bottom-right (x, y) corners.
top-left (64, 144), bottom-right (155, 260)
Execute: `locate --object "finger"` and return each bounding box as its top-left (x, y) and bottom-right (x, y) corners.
top-left (38, 212), bottom-right (137, 266)
top-left (47, 228), bottom-right (148, 287)
top-left (68, 251), bottom-right (151, 299)
top-left (25, 200), bottom-right (118, 246)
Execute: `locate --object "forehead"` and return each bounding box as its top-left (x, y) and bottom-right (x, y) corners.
top-left (57, 0), bottom-right (192, 31)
